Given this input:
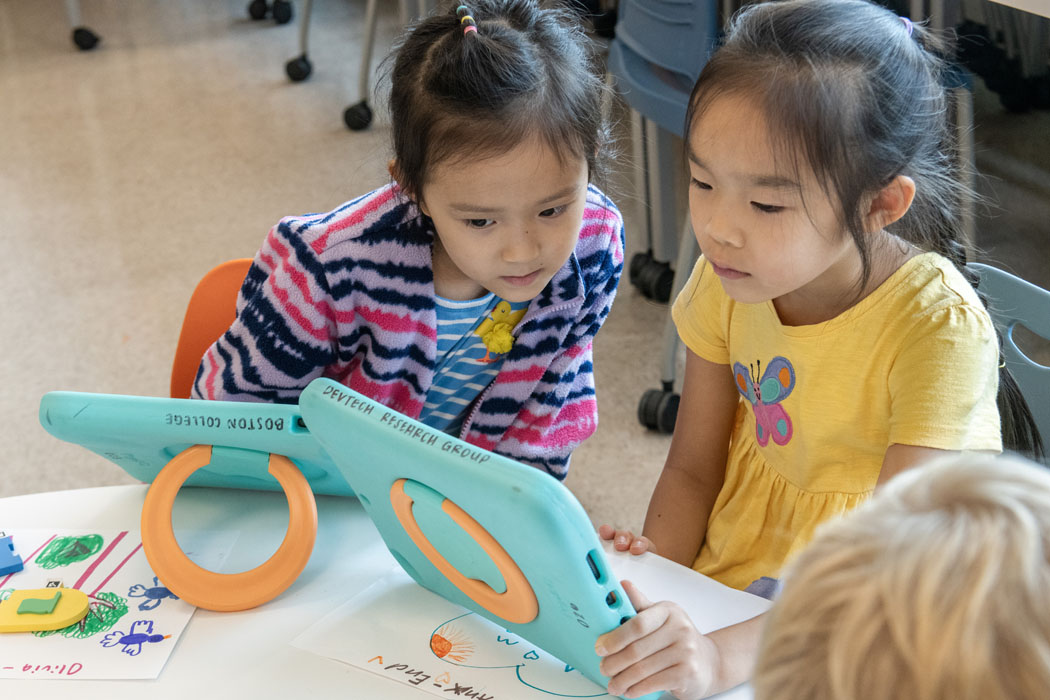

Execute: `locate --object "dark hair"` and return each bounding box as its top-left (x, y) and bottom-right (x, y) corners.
top-left (386, 0), bottom-right (611, 201)
top-left (685, 0), bottom-right (1041, 459)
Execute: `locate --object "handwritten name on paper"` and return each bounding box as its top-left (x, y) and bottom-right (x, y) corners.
top-left (369, 656), bottom-right (497, 699)
top-left (2, 663), bottom-right (84, 677)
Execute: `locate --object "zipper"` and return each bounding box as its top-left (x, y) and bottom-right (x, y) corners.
top-left (458, 298), bottom-right (581, 441)
top-left (459, 381), bottom-right (494, 439)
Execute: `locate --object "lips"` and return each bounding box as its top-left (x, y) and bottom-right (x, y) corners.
top-left (708, 260), bottom-right (748, 280)
top-left (501, 269), bottom-right (541, 287)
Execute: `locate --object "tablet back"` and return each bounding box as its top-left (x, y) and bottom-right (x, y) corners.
top-left (39, 391), bottom-right (353, 496)
top-left (298, 378), bottom-right (654, 698)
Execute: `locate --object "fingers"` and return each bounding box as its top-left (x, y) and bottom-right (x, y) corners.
top-left (604, 624), bottom-right (718, 700)
top-left (620, 580), bottom-right (653, 612)
top-left (610, 648), bottom-right (713, 699)
top-left (597, 527), bottom-right (656, 555)
top-left (605, 645), bottom-right (681, 698)
top-left (615, 532), bottom-right (647, 553)
top-left (595, 603), bottom-right (670, 660)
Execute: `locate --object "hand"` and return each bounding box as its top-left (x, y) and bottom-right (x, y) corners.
top-left (598, 524), bottom-right (656, 556)
top-left (595, 581), bottom-right (722, 700)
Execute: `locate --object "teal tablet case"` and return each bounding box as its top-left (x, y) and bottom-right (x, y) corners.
top-left (38, 391), bottom-right (353, 496)
top-left (298, 377), bottom-right (657, 699)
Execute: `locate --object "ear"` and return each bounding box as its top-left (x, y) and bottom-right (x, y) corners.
top-left (864, 175), bottom-right (915, 231)
top-left (388, 158), bottom-right (428, 215)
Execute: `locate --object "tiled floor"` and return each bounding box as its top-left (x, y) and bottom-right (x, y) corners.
top-left (2, 0), bottom-right (1047, 529)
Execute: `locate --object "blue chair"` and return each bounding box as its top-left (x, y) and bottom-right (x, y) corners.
top-left (608, 1), bottom-right (719, 137)
top-left (606, 0), bottom-right (720, 431)
top-left (970, 263), bottom-right (1050, 461)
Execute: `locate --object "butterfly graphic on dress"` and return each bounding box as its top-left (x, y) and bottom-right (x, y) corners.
top-left (733, 356), bottom-right (796, 447)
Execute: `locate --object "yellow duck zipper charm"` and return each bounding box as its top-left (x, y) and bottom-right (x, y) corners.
top-left (474, 301), bottom-right (527, 363)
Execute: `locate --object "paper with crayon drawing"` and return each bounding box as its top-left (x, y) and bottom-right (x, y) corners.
top-left (0, 528), bottom-right (234, 680)
top-left (293, 544), bottom-right (771, 699)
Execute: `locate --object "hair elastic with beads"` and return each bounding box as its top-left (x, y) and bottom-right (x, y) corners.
top-left (457, 5), bottom-right (477, 35)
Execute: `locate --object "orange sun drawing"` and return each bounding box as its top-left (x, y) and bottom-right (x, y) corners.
top-left (430, 623), bottom-right (476, 662)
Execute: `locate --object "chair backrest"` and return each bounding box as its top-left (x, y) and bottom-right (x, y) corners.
top-left (606, 0), bottom-right (719, 137)
top-left (969, 263), bottom-right (1050, 459)
top-left (616, 0), bottom-right (719, 83)
top-left (170, 258), bottom-right (253, 399)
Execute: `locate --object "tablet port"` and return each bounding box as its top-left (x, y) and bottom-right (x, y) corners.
top-left (586, 550), bottom-right (607, 584)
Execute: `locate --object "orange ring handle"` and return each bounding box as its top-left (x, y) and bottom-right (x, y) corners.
top-left (391, 478), bottom-right (538, 624)
top-left (140, 444), bottom-right (318, 612)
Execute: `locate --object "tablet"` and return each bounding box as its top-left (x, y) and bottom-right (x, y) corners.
top-left (38, 391), bottom-right (353, 497)
top-left (298, 377), bottom-right (657, 699)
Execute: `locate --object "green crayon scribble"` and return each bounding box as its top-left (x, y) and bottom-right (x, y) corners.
top-left (33, 592), bottom-right (128, 639)
top-left (35, 535), bottom-right (103, 568)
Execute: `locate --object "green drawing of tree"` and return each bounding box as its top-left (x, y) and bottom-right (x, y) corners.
top-left (35, 535), bottom-right (104, 569)
top-left (33, 592), bottom-right (129, 639)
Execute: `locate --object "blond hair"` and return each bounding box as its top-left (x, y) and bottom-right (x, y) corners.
top-left (753, 454), bottom-right (1050, 700)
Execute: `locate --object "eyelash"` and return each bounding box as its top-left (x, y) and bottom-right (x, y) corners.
top-left (690, 178), bottom-right (784, 214)
top-left (751, 203), bottom-right (784, 214)
top-left (463, 204), bottom-right (568, 229)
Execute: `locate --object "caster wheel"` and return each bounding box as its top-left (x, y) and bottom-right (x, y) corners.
top-left (248, 0), bottom-right (269, 20)
top-left (638, 389), bottom-right (662, 430)
top-left (629, 251), bottom-right (651, 287)
top-left (655, 392), bottom-right (680, 433)
top-left (638, 389), bottom-right (679, 434)
top-left (272, 0), bottom-right (293, 24)
top-left (344, 101), bottom-right (373, 131)
top-left (643, 261), bottom-right (674, 302)
top-left (629, 252), bottom-right (673, 302)
top-left (637, 258), bottom-right (673, 302)
top-left (72, 27), bottom-right (100, 51)
top-left (285, 55), bottom-right (312, 82)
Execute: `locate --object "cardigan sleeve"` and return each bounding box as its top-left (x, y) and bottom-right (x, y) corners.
top-left (191, 215), bottom-right (338, 403)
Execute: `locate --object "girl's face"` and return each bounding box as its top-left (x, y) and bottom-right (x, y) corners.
top-left (419, 138), bottom-right (589, 303)
top-left (687, 93), bottom-right (863, 320)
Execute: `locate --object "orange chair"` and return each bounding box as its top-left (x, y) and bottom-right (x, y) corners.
top-left (153, 256), bottom-right (319, 612)
top-left (169, 258), bottom-right (253, 399)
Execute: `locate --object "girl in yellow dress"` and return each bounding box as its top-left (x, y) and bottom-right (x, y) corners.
top-left (596, 1), bottom-right (1041, 697)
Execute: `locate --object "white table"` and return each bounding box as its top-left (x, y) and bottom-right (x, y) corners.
top-left (1, 485), bottom-right (432, 698)
top-left (0, 485), bottom-right (764, 699)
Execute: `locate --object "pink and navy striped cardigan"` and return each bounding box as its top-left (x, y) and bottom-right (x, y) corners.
top-left (193, 182), bottom-right (625, 478)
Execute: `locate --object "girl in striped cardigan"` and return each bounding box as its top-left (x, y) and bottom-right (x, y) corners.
top-left (193, 0), bottom-right (624, 479)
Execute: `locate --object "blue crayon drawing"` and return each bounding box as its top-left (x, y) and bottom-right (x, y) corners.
top-left (100, 619), bottom-right (171, 656)
top-left (128, 577), bottom-right (178, 611)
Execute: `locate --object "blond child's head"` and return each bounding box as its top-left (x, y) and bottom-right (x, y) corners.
top-left (754, 453), bottom-right (1050, 700)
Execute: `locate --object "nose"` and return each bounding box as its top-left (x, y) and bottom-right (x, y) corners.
top-left (697, 199), bottom-right (743, 250)
top-left (501, 227), bottom-right (541, 264)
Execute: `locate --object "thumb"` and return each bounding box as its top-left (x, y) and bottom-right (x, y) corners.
top-left (620, 579), bottom-right (654, 613)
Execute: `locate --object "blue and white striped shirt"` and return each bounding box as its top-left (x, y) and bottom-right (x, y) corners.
top-left (420, 293), bottom-right (529, 434)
